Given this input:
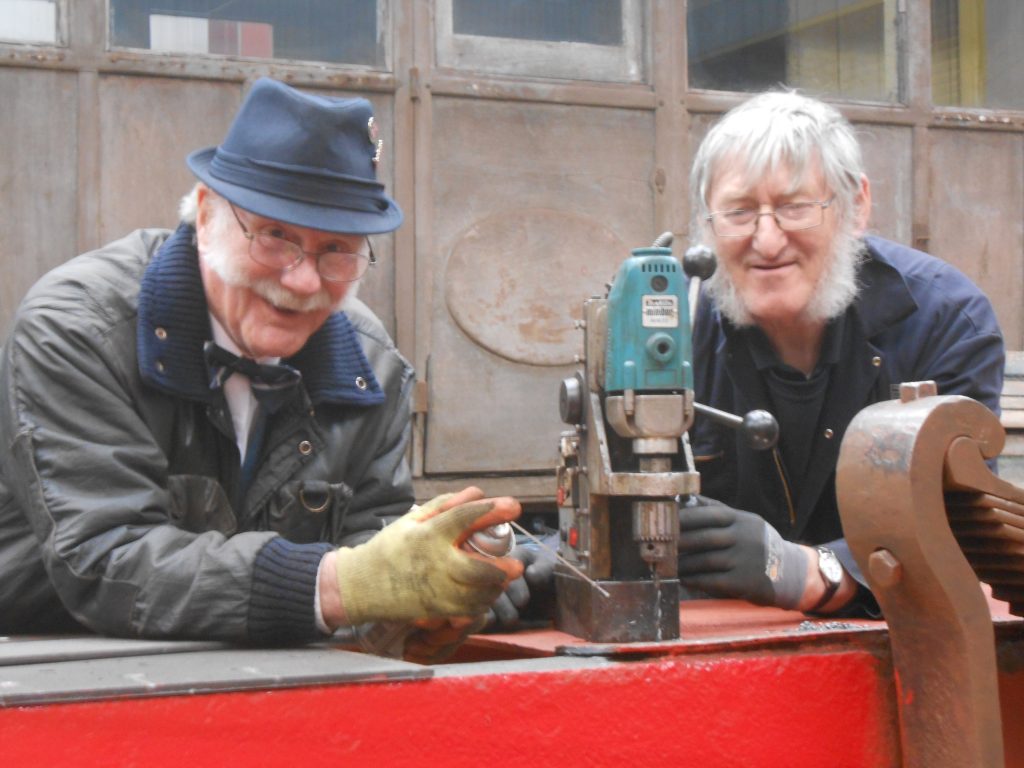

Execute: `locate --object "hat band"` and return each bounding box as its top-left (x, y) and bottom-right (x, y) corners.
top-left (209, 148), bottom-right (386, 213)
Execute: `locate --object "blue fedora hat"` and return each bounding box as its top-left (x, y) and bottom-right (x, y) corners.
top-left (187, 77), bottom-right (402, 235)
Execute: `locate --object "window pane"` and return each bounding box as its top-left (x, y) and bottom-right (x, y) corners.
top-left (438, 0), bottom-right (641, 83)
top-left (109, 0), bottom-right (381, 67)
top-left (0, 0), bottom-right (58, 44)
top-left (687, 0), bottom-right (899, 102)
top-left (453, 0), bottom-right (622, 45)
top-left (932, 0), bottom-right (1024, 109)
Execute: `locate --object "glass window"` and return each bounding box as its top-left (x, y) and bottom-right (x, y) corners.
top-left (687, 0), bottom-right (900, 103)
top-left (932, 0), bottom-right (1024, 109)
top-left (437, 0), bottom-right (643, 83)
top-left (0, 0), bottom-right (58, 44)
top-left (108, 0), bottom-right (384, 67)
top-left (453, 0), bottom-right (622, 45)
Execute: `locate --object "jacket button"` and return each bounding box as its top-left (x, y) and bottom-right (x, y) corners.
top-left (156, 360), bottom-right (165, 373)
top-left (298, 440), bottom-right (313, 456)
top-left (871, 356), bottom-right (882, 367)
top-left (355, 376), bottom-right (368, 390)
top-left (154, 327), bottom-right (168, 341)
top-left (824, 428), bottom-right (834, 439)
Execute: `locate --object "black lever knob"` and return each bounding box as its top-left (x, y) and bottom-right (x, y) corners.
top-left (683, 245), bottom-right (717, 281)
top-left (693, 402), bottom-right (779, 451)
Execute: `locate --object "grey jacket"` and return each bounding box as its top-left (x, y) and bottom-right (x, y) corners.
top-left (0, 225), bottom-right (415, 642)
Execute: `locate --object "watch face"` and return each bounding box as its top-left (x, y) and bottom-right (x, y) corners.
top-left (819, 549), bottom-right (843, 584)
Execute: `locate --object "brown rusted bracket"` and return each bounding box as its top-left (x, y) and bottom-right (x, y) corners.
top-left (836, 382), bottom-right (1006, 768)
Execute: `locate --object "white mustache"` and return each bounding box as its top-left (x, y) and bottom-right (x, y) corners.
top-left (249, 277), bottom-right (335, 312)
top-left (201, 245), bottom-right (337, 313)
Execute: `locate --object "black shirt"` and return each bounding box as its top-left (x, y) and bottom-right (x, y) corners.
top-left (744, 316), bottom-right (845, 507)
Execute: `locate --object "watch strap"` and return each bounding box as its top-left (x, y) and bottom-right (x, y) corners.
top-left (808, 547), bottom-right (841, 613)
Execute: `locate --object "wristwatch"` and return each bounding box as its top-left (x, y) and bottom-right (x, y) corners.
top-left (809, 546), bottom-right (843, 613)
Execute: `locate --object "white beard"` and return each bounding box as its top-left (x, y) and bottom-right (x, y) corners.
top-left (704, 225), bottom-right (865, 328)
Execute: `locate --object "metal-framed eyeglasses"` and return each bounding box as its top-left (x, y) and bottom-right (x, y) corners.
top-left (229, 204), bottom-right (375, 283)
top-left (706, 197), bottom-right (836, 238)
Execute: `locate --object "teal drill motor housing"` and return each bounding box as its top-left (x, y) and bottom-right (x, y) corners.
top-left (604, 246), bottom-right (693, 395)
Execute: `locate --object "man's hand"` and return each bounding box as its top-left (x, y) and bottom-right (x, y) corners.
top-left (485, 536), bottom-right (557, 630)
top-left (333, 487), bottom-right (524, 625)
top-left (677, 496), bottom-right (808, 609)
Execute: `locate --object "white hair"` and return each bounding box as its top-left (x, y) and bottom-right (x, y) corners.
top-left (692, 90), bottom-right (868, 326)
top-left (691, 90), bottom-right (866, 227)
top-left (179, 183), bottom-right (201, 226)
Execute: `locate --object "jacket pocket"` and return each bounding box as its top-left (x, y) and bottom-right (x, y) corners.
top-left (167, 475), bottom-right (237, 536)
top-left (267, 480), bottom-right (353, 543)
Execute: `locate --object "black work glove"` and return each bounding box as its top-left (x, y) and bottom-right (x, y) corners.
top-left (677, 495), bottom-right (808, 609)
top-left (485, 535), bottom-right (558, 630)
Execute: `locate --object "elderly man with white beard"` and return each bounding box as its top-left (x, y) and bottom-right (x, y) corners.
top-left (0, 78), bottom-right (522, 660)
top-left (680, 90), bottom-right (1004, 616)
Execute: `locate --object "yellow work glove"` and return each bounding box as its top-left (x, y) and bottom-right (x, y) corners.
top-left (334, 487), bottom-right (523, 625)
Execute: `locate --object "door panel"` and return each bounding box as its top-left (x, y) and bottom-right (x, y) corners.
top-left (928, 128), bottom-right (1024, 348)
top-left (97, 76), bottom-right (241, 244)
top-left (423, 97), bottom-right (656, 473)
top-left (857, 125), bottom-right (913, 245)
top-left (0, 68), bottom-right (78, 337)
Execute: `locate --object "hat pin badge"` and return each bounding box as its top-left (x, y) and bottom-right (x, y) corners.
top-left (367, 116), bottom-right (383, 166)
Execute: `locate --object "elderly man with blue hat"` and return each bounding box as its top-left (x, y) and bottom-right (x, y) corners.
top-left (0, 78), bottom-right (522, 662)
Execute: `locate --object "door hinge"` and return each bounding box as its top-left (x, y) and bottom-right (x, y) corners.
top-left (412, 379), bottom-right (429, 414)
top-left (409, 66), bottom-right (421, 102)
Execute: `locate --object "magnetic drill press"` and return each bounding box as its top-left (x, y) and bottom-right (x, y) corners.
top-left (555, 238), bottom-right (776, 643)
top-left (555, 240), bottom-right (700, 643)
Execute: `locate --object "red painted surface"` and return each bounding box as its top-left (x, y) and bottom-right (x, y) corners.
top-left (0, 649), bottom-right (899, 768)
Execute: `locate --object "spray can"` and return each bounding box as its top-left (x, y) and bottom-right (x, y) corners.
top-left (353, 523), bottom-right (514, 658)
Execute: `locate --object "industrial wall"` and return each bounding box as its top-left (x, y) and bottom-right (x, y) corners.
top-left (1, 0), bottom-right (1022, 502)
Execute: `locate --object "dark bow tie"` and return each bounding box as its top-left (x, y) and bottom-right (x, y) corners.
top-left (203, 341), bottom-right (302, 414)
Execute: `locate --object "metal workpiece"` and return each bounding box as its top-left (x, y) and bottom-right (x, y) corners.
top-left (554, 571), bottom-right (680, 644)
top-left (837, 387), bottom-right (1015, 768)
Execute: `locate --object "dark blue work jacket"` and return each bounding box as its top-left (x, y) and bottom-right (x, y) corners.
top-left (690, 235), bottom-right (1004, 569)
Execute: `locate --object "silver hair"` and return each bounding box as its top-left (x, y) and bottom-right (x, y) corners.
top-left (179, 183), bottom-right (201, 225)
top-left (692, 90), bottom-right (868, 326)
top-left (691, 90), bottom-right (866, 230)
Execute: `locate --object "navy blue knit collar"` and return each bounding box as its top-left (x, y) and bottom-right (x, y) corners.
top-left (137, 223), bottom-right (384, 406)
